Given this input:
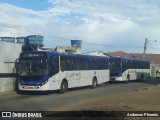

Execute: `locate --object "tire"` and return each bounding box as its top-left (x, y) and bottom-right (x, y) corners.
top-left (91, 78), bottom-right (97, 89)
top-left (139, 74), bottom-right (144, 82)
top-left (59, 80), bottom-right (68, 94)
top-left (126, 74), bottom-right (130, 83)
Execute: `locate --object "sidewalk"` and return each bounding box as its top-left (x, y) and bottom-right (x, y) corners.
top-left (0, 90), bottom-right (16, 96)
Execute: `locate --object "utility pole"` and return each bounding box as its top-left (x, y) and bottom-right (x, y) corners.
top-left (143, 38), bottom-right (148, 58)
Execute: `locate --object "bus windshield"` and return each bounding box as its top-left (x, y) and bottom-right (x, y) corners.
top-left (109, 58), bottom-right (121, 76)
top-left (18, 58), bottom-right (48, 78)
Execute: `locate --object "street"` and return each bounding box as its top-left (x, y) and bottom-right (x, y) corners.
top-left (0, 79), bottom-right (159, 111)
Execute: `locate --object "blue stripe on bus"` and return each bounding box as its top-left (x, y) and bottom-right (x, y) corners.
top-left (20, 76), bottom-right (49, 86)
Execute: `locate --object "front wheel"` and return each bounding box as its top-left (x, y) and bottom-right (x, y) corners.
top-left (139, 74), bottom-right (144, 82)
top-left (59, 81), bottom-right (68, 94)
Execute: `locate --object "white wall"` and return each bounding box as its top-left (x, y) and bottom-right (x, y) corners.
top-left (0, 41), bottom-right (22, 92)
top-left (83, 51), bottom-right (109, 57)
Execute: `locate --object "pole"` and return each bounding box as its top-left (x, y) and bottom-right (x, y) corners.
top-left (143, 38), bottom-right (148, 58)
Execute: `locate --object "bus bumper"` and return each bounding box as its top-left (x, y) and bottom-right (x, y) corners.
top-left (18, 83), bottom-right (49, 91)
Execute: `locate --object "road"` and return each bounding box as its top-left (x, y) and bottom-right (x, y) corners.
top-left (0, 79), bottom-right (159, 111)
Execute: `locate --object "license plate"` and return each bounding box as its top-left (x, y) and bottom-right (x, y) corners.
top-left (24, 86), bottom-right (34, 89)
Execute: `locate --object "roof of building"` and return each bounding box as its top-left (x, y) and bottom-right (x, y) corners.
top-left (106, 51), bottom-right (160, 64)
top-left (106, 51), bottom-right (132, 58)
top-left (130, 53), bottom-right (160, 64)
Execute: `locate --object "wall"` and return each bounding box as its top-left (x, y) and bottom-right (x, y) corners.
top-left (83, 51), bottom-right (109, 57)
top-left (0, 41), bottom-right (22, 92)
top-left (56, 46), bottom-right (81, 54)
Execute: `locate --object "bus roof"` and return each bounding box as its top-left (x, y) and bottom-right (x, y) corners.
top-left (20, 51), bottom-right (109, 59)
top-left (47, 51), bottom-right (109, 59)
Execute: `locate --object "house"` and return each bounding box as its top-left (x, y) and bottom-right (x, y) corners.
top-left (107, 51), bottom-right (132, 58)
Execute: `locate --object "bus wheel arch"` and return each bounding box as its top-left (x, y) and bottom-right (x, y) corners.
top-left (59, 79), bottom-right (68, 94)
top-left (91, 77), bottom-right (97, 89)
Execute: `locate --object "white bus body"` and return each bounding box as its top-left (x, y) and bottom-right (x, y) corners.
top-left (109, 57), bottom-right (150, 82)
top-left (18, 52), bottom-right (109, 93)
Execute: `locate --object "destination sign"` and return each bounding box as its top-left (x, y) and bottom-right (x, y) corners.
top-left (21, 53), bottom-right (46, 58)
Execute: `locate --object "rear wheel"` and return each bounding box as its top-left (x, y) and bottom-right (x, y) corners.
top-left (139, 74), bottom-right (144, 82)
top-left (59, 80), bottom-right (68, 94)
top-left (126, 74), bottom-right (130, 83)
top-left (91, 78), bottom-right (97, 89)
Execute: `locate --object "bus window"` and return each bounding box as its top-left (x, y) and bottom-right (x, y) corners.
top-left (60, 56), bottom-right (67, 71)
top-left (110, 58), bottom-right (121, 76)
top-left (49, 56), bottom-right (59, 75)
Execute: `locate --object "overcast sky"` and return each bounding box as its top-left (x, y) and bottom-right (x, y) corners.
top-left (0, 0), bottom-right (160, 54)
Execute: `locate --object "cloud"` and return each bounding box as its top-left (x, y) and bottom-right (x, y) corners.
top-left (0, 0), bottom-right (160, 54)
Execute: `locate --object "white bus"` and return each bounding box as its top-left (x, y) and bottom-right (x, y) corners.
top-left (109, 57), bottom-right (150, 82)
top-left (17, 51), bottom-right (110, 93)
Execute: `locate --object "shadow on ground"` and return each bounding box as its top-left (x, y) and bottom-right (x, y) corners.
top-left (141, 78), bottom-right (160, 85)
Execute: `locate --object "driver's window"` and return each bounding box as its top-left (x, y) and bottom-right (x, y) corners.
top-left (49, 56), bottom-right (59, 75)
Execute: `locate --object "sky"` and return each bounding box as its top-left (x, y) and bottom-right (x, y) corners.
top-left (0, 0), bottom-right (160, 54)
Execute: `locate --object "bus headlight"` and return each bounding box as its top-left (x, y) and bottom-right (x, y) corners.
top-left (41, 80), bottom-right (48, 86)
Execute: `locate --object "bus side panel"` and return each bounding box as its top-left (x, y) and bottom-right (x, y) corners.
top-left (139, 69), bottom-right (150, 79)
top-left (49, 71), bottom-right (65, 90)
top-left (78, 71), bottom-right (92, 87)
top-left (65, 71), bottom-right (81, 88)
top-left (49, 71), bottom-right (82, 90)
top-left (48, 76), bottom-right (61, 91)
top-left (96, 70), bottom-right (110, 84)
top-left (79, 70), bottom-right (109, 87)
top-left (120, 69), bottom-right (150, 81)
top-left (118, 69), bottom-right (137, 81)
top-left (48, 70), bottom-right (110, 90)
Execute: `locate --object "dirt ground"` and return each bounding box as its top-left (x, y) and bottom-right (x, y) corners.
top-left (58, 84), bottom-right (160, 120)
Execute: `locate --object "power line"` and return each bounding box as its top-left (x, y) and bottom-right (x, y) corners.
top-left (143, 38), bottom-right (148, 58)
top-left (0, 22), bottom-right (143, 49)
top-left (84, 41), bottom-right (143, 48)
top-left (0, 22), bottom-right (71, 40)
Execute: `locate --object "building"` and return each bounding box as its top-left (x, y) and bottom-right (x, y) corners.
top-left (107, 51), bottom-right (160, 64)
top-left (0, 41), bottom-right (22, 92)
top-left (55, 46), bottom-right (81, 54)
top-left (0, 35), bottom-right (44, 92)
top-left (83, 51), bottom-right (110, 57)
top-left (107, 51), bottom-right (132, 58)
top-left (40, 40), bottom-right (82, 54)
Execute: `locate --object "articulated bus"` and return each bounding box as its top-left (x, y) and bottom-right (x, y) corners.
top-left (109, 57), bottom-right (150, 82)
top-left (17, 51), bottom-right (109, 93)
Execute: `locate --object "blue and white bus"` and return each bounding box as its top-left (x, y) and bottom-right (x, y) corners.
top-left (17, 51), bottom-right (109, 93)
top-left (109, 57), bottom-right (150, 82)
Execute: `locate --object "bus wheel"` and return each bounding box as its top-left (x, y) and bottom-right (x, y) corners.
top-left (91, 78), bottom-right (97, 89)
top-left (126, 74), bottom-right (130, 83)
top-left (140, 74), bottom-right (144, 81)
top-left (59, 80), bottom-right (68, 94)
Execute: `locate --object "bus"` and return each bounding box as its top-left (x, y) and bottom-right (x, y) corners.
top-left (17, 51), bottom-right (109, 93)
top-left (109, 57), bottom-right (150, 82)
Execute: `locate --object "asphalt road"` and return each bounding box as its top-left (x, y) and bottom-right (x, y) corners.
top-left (0, 79), bottom-right (160, 111)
